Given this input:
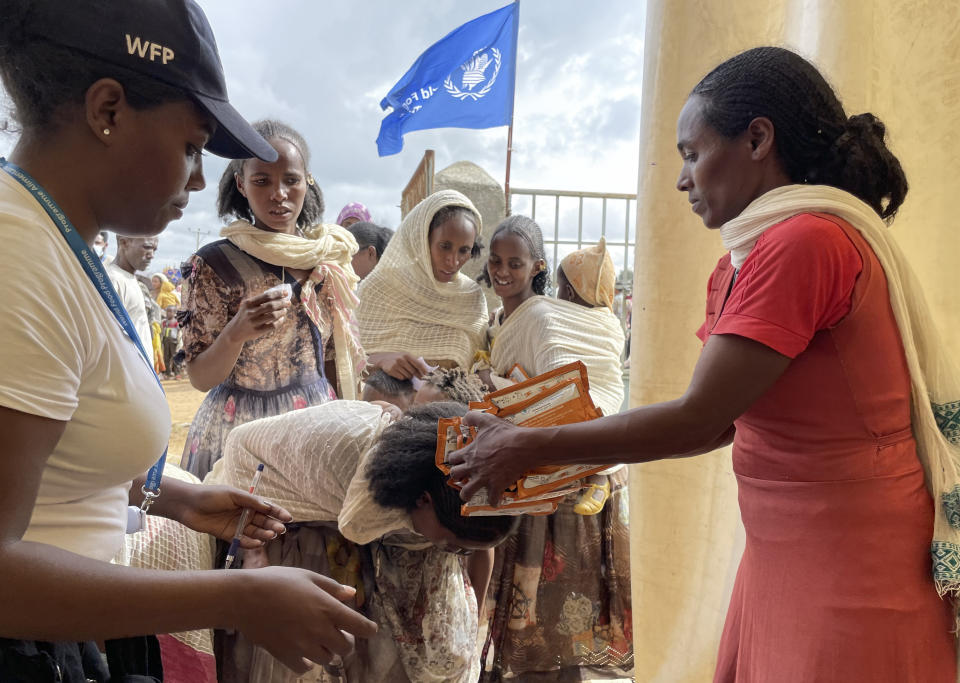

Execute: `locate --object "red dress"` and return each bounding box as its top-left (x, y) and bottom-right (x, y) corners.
top-left (699, 213), bottom-right (956, 682)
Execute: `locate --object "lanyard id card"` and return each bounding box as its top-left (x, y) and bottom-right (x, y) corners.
top-left (0, 159), bottom-right (166, 529)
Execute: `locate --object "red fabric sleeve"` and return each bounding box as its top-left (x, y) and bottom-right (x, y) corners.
top-left (696, 254), bottom-right (734, 344)
top-left (711, 214), bottom-right (863, 358)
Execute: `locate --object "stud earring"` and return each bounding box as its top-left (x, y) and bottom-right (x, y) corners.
top-left (103, 128), bottom-right (111, 135)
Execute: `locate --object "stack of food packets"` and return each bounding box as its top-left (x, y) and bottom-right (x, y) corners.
top-left (435, 361), bottom-right (611, 516)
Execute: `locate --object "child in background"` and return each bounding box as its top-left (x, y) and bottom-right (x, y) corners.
top-left (161, 305), bottom-right (181, 379)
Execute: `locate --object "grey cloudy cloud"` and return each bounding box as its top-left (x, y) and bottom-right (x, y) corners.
top-left (0, 0), bottom-right (645, 272)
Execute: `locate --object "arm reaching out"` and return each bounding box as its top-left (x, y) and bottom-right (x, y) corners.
top-left (449, 334), bottom-right (787, 503)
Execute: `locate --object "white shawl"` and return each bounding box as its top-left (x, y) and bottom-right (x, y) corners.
top-left (357, 190), bottom-right (488, 369)
top-left (116, 464), bottom-right (215, 660)
top-left (205, 400), bottom-right (420, 544)
top-left (490, 295), bottom-right (626, 416)
top-left (206, 401), bottom-right (479, 683)
top-left (722, 184), bottom-right (960, 613)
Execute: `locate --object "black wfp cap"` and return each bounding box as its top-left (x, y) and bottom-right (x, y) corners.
top-left (23, 0), bottom-right (277, 162)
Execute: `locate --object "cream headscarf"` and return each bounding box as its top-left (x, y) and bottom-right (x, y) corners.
top-left (722, 184), bottom-right (960, 621)
top-left (356, 190), bottom-right (488, 369)
top-left (559, 237), bottom-right (617, 309)
top-left (220, 219), bottom-right (366, 399)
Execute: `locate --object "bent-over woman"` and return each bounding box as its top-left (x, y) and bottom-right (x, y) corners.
top-left (208, 400), bottom-right (517, 683)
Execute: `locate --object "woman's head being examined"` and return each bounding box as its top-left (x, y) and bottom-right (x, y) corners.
top-left (0, 0), bottom-right (277, 240)
top-left (675, 46), bottom-right (907, 229)
top-left (366, 401), bottom-right (518, 554)
top-left (427, 205), bottom-right (482, 283)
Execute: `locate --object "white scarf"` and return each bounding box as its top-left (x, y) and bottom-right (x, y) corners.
top-left (722, 184), bottom-right (960, 616)
top-left (490, 295), bottom-right (625, 416)
top-left (356, 190), bottom-right (488, 369)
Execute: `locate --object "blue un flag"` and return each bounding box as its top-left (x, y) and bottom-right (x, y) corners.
top-left (376, 2), bottom-right (519, 157)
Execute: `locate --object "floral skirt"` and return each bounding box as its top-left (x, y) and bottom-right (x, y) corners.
top-left (182, 377), bottom-right (334, 479)
top-left (481, 469), bottom-right (633, 681)
top-left (215, 524), bottom-right (479, 683)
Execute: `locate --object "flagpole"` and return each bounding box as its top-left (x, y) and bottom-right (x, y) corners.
top-left (504, 0), bottom-right (519, 217)
top-left (505, 121), bottom-right (514, 216)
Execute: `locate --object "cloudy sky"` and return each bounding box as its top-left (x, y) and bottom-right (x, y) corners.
top-left (1, 0), bottom-right (645, 272)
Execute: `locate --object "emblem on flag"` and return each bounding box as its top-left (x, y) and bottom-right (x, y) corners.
top-left (444, 47), bottom-right (503, 101)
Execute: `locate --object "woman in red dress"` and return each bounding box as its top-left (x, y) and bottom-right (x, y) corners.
top-left (448, 46), bottom-right (959, 682)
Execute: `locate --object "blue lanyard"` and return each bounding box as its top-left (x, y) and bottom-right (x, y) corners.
top-left (0, 158), bottom-right (166, 494)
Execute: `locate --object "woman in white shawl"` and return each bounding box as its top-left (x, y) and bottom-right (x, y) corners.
top-left (180, 120), bottom-right (365, 478)
top-left (357, 190), bottom-right (487, 379)
top-left (207, 401), bottom-right (517, 683)
top-left (475, 216), bottom-right (633, 680)
top-left (452, 47), bottom-right (959, 682)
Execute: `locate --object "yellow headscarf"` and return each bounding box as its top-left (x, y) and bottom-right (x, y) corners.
top-left (153, 273), bottom-right (179, 309)
top-left (559, 237), bottom-right (616, 309)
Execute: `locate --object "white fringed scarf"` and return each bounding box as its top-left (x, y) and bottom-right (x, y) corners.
top-left (356, 191), bottom-right (488, 370)
top-left (489, 295), bottom-right (625, 416)
top-left (722, 184), bottom-right (960, 621)
top-left (221, 219), bottom-right (366, 399)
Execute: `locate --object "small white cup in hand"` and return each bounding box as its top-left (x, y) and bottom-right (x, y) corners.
top-left (265, 283), bottom-right (293, 300)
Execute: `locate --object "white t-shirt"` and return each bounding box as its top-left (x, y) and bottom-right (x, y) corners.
top-left (0, 171), bottom-right (169, 561)
top-left (107, 263), bottom-right (152, 350)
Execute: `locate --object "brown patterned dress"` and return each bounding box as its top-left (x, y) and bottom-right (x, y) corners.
top-left (179, 240), bottom-right (336, 478)
top-left (481, 469), bottom-right (633, 681)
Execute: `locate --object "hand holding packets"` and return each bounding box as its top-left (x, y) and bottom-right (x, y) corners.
top-left (444, 362), bottom-right (611, 514)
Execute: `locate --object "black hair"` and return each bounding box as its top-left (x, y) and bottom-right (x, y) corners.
top-left (366, 402), bottom-right (518, 545)
top-left (98, 230), bottom-right (109, 240)
top-left (478, 215), bottom-right (549, 295)
top-left (0, 3), bottom-right (188, 131)
top-left (690, 46), bottom-right (907, 221)
top-left (217, 119), bottom-right (325, 228)
top-left (362, 369), bottom-right (414, 400)
top-left (346, 221), bottom-right (393, 258)
top-left (428, 205), bottom-right (484, 259)
top-left (422, 367), bottom-right (486, 404)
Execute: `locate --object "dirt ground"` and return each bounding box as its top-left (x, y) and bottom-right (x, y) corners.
top-left (161, 378), bottom-right (206, 466)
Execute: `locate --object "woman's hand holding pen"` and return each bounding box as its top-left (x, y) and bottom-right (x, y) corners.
top-left (177, 484), bottom-right (292, 547)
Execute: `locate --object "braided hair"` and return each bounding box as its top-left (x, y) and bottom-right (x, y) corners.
top-left (366, 402), bottom-right (519, 544)
top-left (691, 46), bottom-right (907, 221)
top-left (422, 367), bottom-right (486, 404)
top-left (478, 215), bottom-right (549, 295)
top-left (217, 120), bottom-right (325, 228)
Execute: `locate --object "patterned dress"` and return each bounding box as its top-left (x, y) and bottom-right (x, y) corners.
top-left (481, 472), bottom-right (633, 681)
top-left (180, 239), bottom-right (335, 478)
